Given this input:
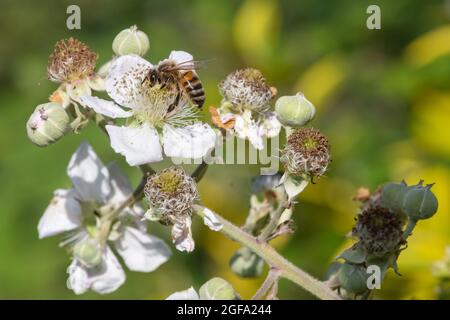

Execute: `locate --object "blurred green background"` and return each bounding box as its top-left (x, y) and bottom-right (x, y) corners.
top-left (0, 0), bottom-right (449, 299)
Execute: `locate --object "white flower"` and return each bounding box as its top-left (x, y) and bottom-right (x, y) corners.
top-left (144, 167), bottom-right (222, 253)
top-left (38, 142), bottom-right (171, 294)
top-left (80, 52), bottom-right (217, 166)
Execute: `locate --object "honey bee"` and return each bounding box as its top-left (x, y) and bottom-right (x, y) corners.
top-left (144, 58), bottom-right (206, 111)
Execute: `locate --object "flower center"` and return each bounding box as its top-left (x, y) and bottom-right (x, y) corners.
top-left (132, 83), bottom-right (180, 128)
top-left (303, 137), bottom-right (318, 150)
top-left (153, 171), bottom-right (183, 193)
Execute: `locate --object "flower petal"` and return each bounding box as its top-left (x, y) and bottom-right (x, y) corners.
top-left (263, 112), bottom-right (282, 138)
top-left (234, 114), bottom-right (264, 150)
top-left (169, 50), bottom-right (194, 67)
top-left (115, 227), bottom-right (171, 272)
top-left (79, 96), bottom-right (132, 119)
top-left (106, 124), bottom-right (163, 166)
top-left (67, 247), bottom-right (126, 295)
top-left (105, 162), bottom-right (133, 204)
top-left (171, 216), bottom-right (195, 253)
top-left (166, 287), bottom-right (199, 300)
top-left (67, 142), bottom-right (111, 203)
top-left (163, 123), bottom-right (216, 159)
top-left (106, 54), bottom-right (152, 109)
top-left (202, 207), bottom-right (223, 231)
top-left (37, 189), bottom-right (82, 239)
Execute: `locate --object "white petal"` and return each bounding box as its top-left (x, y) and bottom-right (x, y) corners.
top-left (79, 96), bottom-right (132, 119)
top-left (281, 173), bottom-right (309, 200)
top-left (234, 114), bottom-right (264, 150)
top-left (66, 259), bottom-right (90, 295)
top-left (163, 123), bottom-right (216, 159)
top-left (115, 227), bottom-right (171, 272)
top-left (87, 75), bottom-right (106, 91)
top-left (166, 287), bottom-right (199, 300)
top-left (67, 247), bottom-right (126, 295)
top-left (38, 189), bottom-right (82, 239)
top-left (263, 113), bottom-right (282, 138)
top-left (67, 142), bottom-right (111, 203)
top-left (246, 125), bottom-right (264, 150)
top-left (202, 207), bottom-right (223, 231)
top-left (171, 217), bottom-right (195, 253)
top-left (168, 50), bottom-right (194, 67)
top-left (106, 54), bottom-right (152, 109)
top-left (106, 124), bottom-right (163, 166)
top-left (105, 162), bottom-right (133, 204)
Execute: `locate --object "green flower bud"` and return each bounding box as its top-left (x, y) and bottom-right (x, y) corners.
top-left (401, 180), bottom-right (438, 221)
top-left (73, 238), bottom-right (102, 268)
top-left (275, 93), bottom-right (315, 127)
top-left (112, 25), bottom-right (150, 56)
top-left (26, 102), bottom-right (70, 147)
top-left (229, 247), bottom-right (264, 278)
top-left (199, 277), bottom-right (240, 300)
top-left (381, 181), bottom-right (408, 215)
top-left (339, 245), bottom-right (367, 264)
top-left (337, 263), bottom-right (370, 294)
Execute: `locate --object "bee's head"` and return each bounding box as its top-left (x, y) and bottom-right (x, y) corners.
top-left (147, 69), bottom-right (159, 86)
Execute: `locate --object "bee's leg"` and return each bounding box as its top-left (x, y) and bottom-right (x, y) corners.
top-left (167, 90), bottom-right (180, 113)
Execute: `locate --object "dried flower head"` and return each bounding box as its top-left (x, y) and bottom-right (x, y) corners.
top-left (281, 127), bottom-right (330, 179)
top-left (353, 205), bottom-right (405, 257)
top-left (144, 167), bottom-right (198, 225)
top-left (47, 38), bottom-right (98, 83)
top-left (219, 68), bottom-right (274, 111)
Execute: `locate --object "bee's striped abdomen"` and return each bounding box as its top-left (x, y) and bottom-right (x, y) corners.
top-left (181, 71), bottom-right (205, 108)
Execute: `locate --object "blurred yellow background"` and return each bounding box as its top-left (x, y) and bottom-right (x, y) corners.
top-left (0, 0), bottom-right (449, 299)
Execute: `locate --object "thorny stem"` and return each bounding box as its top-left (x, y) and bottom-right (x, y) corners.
top-left (194, 206), bottom-right (341, 300)
top-left (252, 267), bottom-right (281, 300)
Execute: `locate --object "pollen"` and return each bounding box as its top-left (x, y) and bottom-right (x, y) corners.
top-left (47, 38), bottom-right (97, 83)
top-left (153, 170), bottom-right (183, 194)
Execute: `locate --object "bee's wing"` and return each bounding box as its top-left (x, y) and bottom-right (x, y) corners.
top-left (168, 59), bottom-right (213, 71)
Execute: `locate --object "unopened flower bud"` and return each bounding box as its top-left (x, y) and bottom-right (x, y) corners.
top-left (381, 181), bottom-right (408, 215)
top-left (112, 25), bottom-right (150, 56)
top-left (26, 102), bottom-right (70, 147)
top-left (280, 127), bottom-right (330, 180)
top-left (73, 238), bottom-right (102, 268)
top-left (275, 93), bottom-right (315, 127)
top-left (229, 247), bottom-right (264, 278)
top-left (199, 277), bottom-right (240, 300)
top-left (401, 180), bottom-right (438, 221)
top-left (337, 263), bottom-right (370, 295)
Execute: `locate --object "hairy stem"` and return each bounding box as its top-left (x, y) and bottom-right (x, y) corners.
top-left (194, 207), bottom-right (341, 300)
top-left (252, 268), bottom-right (281, 300)
top-left (257, 202), bottom-right (287, 241)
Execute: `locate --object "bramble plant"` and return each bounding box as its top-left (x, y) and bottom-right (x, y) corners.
top-left (27, 25), bottom-right (439, 300)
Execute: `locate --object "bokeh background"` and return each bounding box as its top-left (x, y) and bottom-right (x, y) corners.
top-left (0, 0), bottom-right (449, 299)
